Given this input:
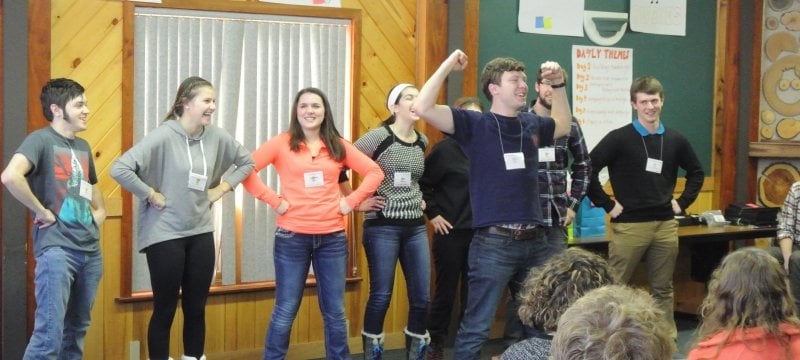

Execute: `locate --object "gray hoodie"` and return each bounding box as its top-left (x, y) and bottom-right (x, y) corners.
top-left (111, 120), bottom-right (255, 252)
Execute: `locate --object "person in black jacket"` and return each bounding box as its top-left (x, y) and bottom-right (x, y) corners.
top-left (586, 75), bottom-right (704, 341)
top-left (420, 96), bottom-right (482, 359)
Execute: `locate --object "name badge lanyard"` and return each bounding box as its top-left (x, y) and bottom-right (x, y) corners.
top-left (641, 134), bottom-right (664, 173)
top-left (186, 136), bottom-right (208, 184)
top-left (491, 112), bottom-right (524, 170)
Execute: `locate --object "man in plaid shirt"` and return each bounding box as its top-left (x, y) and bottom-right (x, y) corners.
top-left (504, 68), bottom-right (591, 343)
top-left (769, 180), bottom-right (800, 313)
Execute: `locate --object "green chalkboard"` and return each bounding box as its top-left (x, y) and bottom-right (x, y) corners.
top-left (478, 1), bottom-right (716, 173)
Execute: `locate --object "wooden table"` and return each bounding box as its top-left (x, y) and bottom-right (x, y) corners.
top-left (570, 224), bottom-right (777, 247)
top-left (569, 224), bottom-right (778, 314)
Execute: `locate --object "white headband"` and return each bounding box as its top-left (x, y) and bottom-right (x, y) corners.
top-left (386, 83), bottom-right (414, 112)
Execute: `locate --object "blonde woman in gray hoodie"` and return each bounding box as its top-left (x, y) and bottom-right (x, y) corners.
top-left (111, 76), bottom-right (254, 360)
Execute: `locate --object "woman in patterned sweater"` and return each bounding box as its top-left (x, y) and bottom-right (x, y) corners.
top-left (355, 83), bottom-right (430, 360)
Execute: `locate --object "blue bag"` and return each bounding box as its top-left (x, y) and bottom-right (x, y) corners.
top-left (573, 197), bottom-right (606, 237)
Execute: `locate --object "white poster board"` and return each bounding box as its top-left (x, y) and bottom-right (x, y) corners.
top-left (629, 0), bottom-right (687, 36)
top-left (572, 45), bottom-right (634, 151)
top-left (518, 0), bottom-right (585, 37)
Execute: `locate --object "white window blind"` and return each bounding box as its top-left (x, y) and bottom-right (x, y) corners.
top-left (131, 7), bottom-right (352, 291)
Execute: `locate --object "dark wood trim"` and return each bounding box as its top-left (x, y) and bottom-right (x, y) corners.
top-left (120, 0), bottom-right (363, 299)
top-left (27, 0), bottom-right (50, 338)
top-left (748, 0), bottom-right (764, 203)
top-left (717, 0), bottom-right (739, 209)
top-left (117, 276), bottom-right (364, 303)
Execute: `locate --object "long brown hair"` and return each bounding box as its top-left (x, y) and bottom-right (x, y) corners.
top-left (163, 76), bottom-right (213, 121)
top-left (695, 247), bottom-right (800, 359)
top-left (288, 87), bottom-right (345, 162)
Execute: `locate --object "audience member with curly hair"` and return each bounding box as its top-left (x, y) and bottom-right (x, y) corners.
top-left (688, 247), bottom-right (800, 360)
top-left (550, 285), bottom-right (676, 360)
top-left (499, 247), bottom-right (615, 360)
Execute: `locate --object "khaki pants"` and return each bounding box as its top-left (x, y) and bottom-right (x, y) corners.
top-left (609, 220), bottom-right (679, 339)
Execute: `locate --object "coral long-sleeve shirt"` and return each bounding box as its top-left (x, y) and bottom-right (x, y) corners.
top-left (243, 132), bottom-right (383, 234)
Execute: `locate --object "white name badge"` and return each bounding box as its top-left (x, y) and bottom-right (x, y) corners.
top-left (394, 171), bottom-right (412, 187)
top-left (538, 147), bottom-right (556, 162)
top-left (646, 158), bottom-right (663, 174)
top-left (79, 180), bottom-right (93, 201)
top-left (188, 172), bottom-right (208, 191)
top-left (504, 152), bottom-right (526, 170)
top-left (304, 171), bottom-right (324, 188)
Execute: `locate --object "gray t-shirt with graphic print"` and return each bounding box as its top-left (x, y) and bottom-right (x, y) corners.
top-left (16, 127), bottom-right (100, 256)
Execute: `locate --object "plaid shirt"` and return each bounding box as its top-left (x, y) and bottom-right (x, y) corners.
top-left (537, 119), bottom-right (591, 227)
top-left (777, 181), bottom-right (800, 245)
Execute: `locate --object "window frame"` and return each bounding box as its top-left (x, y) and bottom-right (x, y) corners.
top-left (118, 0), bottom-right (362, 302)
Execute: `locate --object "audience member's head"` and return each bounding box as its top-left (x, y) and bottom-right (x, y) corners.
top-left (518, 247), bottom-right (615, 333)
top-left (550, 285), bottom-right (676, 360)
top-left (453, 96), bottom-right (483, 112)
top-left (696, 247), bottom-right (800, 343)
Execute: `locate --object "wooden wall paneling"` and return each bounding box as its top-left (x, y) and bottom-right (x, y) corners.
top-left (51, 2), bottom-right (119, 81)
top-left (101, 218), bottom-right (132, 359)
top-left (359, 39), bottom-right (400, 123)
top-left (462, 0), bottom-right (480, 97)
top-left (414, 0), bottom-right (447, 142)
top-left (50, 1), bottom-right (107, 57)
top-left (359, 2), bottom-right (415, 64)
top-left (29, 0), bottom-right (51, 133)
top-left (200, 296), bottom-right (223, 352)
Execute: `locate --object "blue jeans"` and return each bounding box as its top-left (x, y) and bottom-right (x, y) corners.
top-left (362, 224), bottom-right (430, 335)
top-left (504, 226), bottom-right (567, 342)
top-left (24, 246), bottom-right (103, 360)
top-left (453, 227), bottom-right (564, 360)
top-left (264, 228), bottom-right (349, 360)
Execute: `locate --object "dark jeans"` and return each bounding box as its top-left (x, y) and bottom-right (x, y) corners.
top-left (504, 226), bottom-right (567, 343)
top-left (144, 233), bottom-right (215, 359)
top-left (427, 228), bottom-right (473, 341)
top-left (362, 224), bottom-right (431, 335)
top-left (453, 226), bottom-right (565, 360)
top-left (264, 228), bottom-right (349, 360)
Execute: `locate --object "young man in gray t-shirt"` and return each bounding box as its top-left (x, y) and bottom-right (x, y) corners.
top-left (1, 78), bottom-right (106, 358)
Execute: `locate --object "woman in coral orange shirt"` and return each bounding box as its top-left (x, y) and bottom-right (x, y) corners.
top-left (243, 87), bottom-right (384, 360)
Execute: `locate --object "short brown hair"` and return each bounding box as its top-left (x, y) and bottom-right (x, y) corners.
top-left (480, 57), bottom-right (525, 102)
top-left (630, 76), bottom-right (663, 102)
